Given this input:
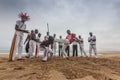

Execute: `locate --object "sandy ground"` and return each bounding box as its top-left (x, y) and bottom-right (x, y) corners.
top-left (0, 52), bottom-right (120, 80)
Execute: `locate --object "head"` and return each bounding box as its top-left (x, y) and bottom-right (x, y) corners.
top-left (35, 29), bottom-right (39, 34)
top-left (89, 32), bottom-right (93, 36)
top-left (44, 36), bottom-right (48, 41)
top-left (66, 30), bottom-right (71, 34)
top-left (59, 36), bottom-right (62, 39)
top-left (38, 33), bottom-right (41, 37)
top-left (47, 32), bottom-right (49, 36)
top-left (18, 12), bottom-right (30, 22)
top-left (31, 30), bottom-right (34, 34)
top-left (21, 17), bottom-right (27, 22)
top-left (78, 35), bottom-right (81, 39)
top-left (53, 34), bottom-right (56, 38)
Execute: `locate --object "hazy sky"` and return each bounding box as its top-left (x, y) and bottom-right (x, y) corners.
top-left (0, 0), bottom-right (120, 51)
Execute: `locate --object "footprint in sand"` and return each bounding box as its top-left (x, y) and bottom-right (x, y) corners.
top-left (14, 67), bottom-right (25, 70)
top-left (0, 68), bottom-right (6, 70)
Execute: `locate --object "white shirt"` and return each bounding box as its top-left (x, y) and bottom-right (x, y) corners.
top-left (15, 20), bottom-right (26, 36)
top-left (36, 36), bottom-right (40, 47)
top-left (53, 38), bottom-right (57, 45)
top-left (73, 41), bottom-right (78, 45)
top-left (79, 38), bottom-right (84, 46)
top-left (36, 36), bottom-right (40, 42)
top-left (88, 35), bottom-right (96, 45)
top-left (58, 39), bottom-right (63, 46)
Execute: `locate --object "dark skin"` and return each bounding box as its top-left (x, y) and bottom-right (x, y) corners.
top-left (38, 33), bottom-right (41, 38)
top-left (40, 37), bottom-right (50, 48)
top-left (58, 36), bottom-right (62, 44)
top-left (78, 35), bottom-right (83, 43)
top-left (60, 36), bottom-right (62, 39)
top-left (66, 30), bottom-right (79, 42)
top-left (25, 30), bottom-right (41, 43)
top-left (15, 17), bottom-right (29, 33)
top-left (67, 30), bottom-right (71, 35)
top-left (88, 33), bottom-right (96, 42)
top-left (35, 29), bottom-right (39, 34)
top-left (36, 33), bottom-right (41, 43)
top-left (47, 32), bottom-right (49, 36)
top-left (29, 31), bottom-right (38, 42)
top-left (24, 30), bottom-right (34, 44)
top-left (53, 34), bottom-right (56, 38)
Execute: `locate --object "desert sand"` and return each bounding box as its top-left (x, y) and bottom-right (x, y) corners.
top-left (0, 52), bottom-right (120, 80)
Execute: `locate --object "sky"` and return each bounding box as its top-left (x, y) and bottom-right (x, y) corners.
top-left (0, 0), bottom-right (120, 52)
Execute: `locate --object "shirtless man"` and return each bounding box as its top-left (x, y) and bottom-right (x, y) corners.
top-left (27, 30), bottom-right (40, 58)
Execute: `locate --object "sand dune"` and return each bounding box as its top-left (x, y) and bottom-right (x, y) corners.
top-left (0, 52), bottom-right (120, 80)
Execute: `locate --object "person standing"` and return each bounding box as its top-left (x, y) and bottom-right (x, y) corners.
top-left (24, 31), bottom-right (31, 55)
top-left (78, 35), bottom-right (87, 57)
top-left (58, 36), bottom-right (63, 56)
top-left (88, 32), bottom-right (98, 58)
top-left (65, 46), bottom-right (70, 57)
top-left (72, 40), bottom-right (78, 57)
top-left (9, 12), bottom-right (30, 61)
top-left (35, 29), bottom-right (39, 57)
top-left (53, 34), bottom-right (57, 55)
top-left (27, 30), bottom-right (36, 58)
top-left (35, 33), bottom-right (41, 57)
top-left (62, 29), bottom-right (76, 58)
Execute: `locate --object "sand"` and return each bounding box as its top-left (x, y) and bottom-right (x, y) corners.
top-left (0, 52), bottom-right (120, 80)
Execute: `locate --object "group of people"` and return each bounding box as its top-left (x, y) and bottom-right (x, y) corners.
top-left (57, 33), bottom-right (97, 58)
top-left (9, 12), bottom-right (98, 62)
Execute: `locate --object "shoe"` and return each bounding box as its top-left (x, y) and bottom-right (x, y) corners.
top-left (17, 59), bottom-right (24, 61)
top-left (25, 56), bottom-right (30, 58)
top-left (8, 60), bottom-right (14, 62)
top-left (42, 60), bottom-right (47, 62)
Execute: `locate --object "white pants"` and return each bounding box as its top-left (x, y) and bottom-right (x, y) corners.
top-left (35, 42), bottom-right (40, 57)
top-left (12, 35), bottom-right (23, 60)
top-left (79, 44), bottom-right (87, 57)
top-left (55, 39), bottom-right (69, 58)
top-left (61, 39), bottom-right (70, 58)
top-left (89, 44), bottom-right (98, 58)
top-left (28, 40), bottom-right (36, 57)
top-left (42, 47), bottom-right (53, 61)
top-left (53, 44), bottom-right (56, 55)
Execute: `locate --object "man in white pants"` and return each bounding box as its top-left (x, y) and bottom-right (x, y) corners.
top-left (27, 30), bottom-right (36, 58)
top-left (41, 36), bottom-right (54, 62)
top-left (35, 33), bottom-right (41, 57)
top-left (11, 12), bottom-right (30, 61)
top-left (53, 34), bottom-right (57, 56)
top-left (88, 32), bottom-right (98, 58)
top-left (55, 30), bottom-right (76, 58)
top-left (78, 35), bottom-right (87, 57)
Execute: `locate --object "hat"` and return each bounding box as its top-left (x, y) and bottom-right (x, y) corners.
top-left (18, 12), bottom-right (30, 21)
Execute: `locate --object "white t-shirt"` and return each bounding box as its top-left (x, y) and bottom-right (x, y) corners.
top-left (79, 38), bottom-right (84, 46)
top-left (15, 20), bottom-right (26, 36)
top-left (53, 38), bottom-right (57, 46)
top-left (88, 35), bottom-right (96, 45)
top-left (73, 41), bottom-right (78, 45)
top-left (58, 39), bottom-right (63, 46)
top-left (36, 36), bottom-right (40, 46)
